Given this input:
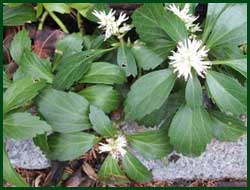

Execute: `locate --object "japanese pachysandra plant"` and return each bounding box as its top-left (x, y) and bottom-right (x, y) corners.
top-left (2, 3), bottom-right (247, 187)
top-left (126, 3), bottom-right (247, 156)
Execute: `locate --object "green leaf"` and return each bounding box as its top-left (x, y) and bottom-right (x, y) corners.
top-left (3, 71), bottom-right (11, 89)
top-left (16, 51), bottom-right (53, 83)
top-left (127, 129), bottom-right (173, 159)
top-left (122, 151), bottom-right (152, 183)
top-left (206, 70), bottom-right (246, 116)
top-left (79, 85), bottom-right (121, 113)
top-left (160, 10), bottom-right (188, 42)
top-left (98, 155), bottom-right (129, 184)
top-left (80, 62), bottom-right (126, 85)
top-left (212, 58), bottom-right (247, 78)
top-left (9, 29), bottom-right (31, 65)
top-left (82, 35), bottom-right (104, 50)
top-left (185, 74), bottom-right (203, 108)
top-left (89, 106), bottom-right (119, 138)
top-left (138, 93), bottom-right (184, 127)
top-left (33, 134), bottom-right (50, 155)
top-left (205, 4), bottom-right (246, 50)
top-left (38, 89), bottom-right (91, 133)
top-left (147, 38), bottom-right (176, 60)
top-left (117, 41), bottom-right (137, 77)
top-left (209, 43), bottom-right (245, 59)
top-left (4, 3), bottom-right (24, 7)
top-left (48, 132), bottom-right (99, 161)
top-left (132, 3), bottom-right (170, 43)
top-left (169, 105), bottom-right (213, 156)
top-left (53, 50), bottom-right (104, 90)
top-left (3, 5), bottom-right (37, 26)
top-left (131, 41), bottom-right (164, 70)
top-left (54, 33), bottom-right (83, 64)
top-left (3, 112), bottom-right (51, 140)
top-left (211, 111), bottom-right (246, 141)
top-left (43, 3), bottom-right (71, 14)
top-left (3, 77), bottom-right (46, 115)
top-left (36, 3), bottom-right (44, 18)
top-left (3, 148), bottom-right (29, 187)
top-left (85, 3), bottom-right (110, 22)
top-left (202, 3), bottom-right (229, 43)
top-left (69, 3), bottom-right (93, 17)
top-left (125, 69), bottom-right (176, 120)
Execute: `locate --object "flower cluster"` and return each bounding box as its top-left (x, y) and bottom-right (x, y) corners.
top-left (167, 4), bottom-right (201, 33)
top-left (93, 9), bottom-right (132, 41)
top-left (169, 38), bottom-right (211, 81)
top-left (98, 135), bottom-right (127, 160)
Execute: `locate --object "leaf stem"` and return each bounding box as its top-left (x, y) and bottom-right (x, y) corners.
top-left (77, 12), bottom-right (85, 35)
top-left (47, 11), bottom-right (69, 33)
top-left (38, 11), bottom-right (48, 31)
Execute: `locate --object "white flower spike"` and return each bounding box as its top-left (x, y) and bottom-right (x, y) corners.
top-left (92, 9), bottom-right (131, 41)
top-left (169, 38), bottom-right (211, 81)
top-left (99, 135), bottom-right (127, 160)
top-left (167, 3), bottom-right (201, 33)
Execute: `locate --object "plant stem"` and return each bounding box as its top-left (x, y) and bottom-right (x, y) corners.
top-left (77, 12), bottom-right (85, 35)
top-left (38, 11), bottom-right (48, 31)
top-left (211, 60), bottom-right (228, 65)
top-left (47, 11), bottom-right (69, 33)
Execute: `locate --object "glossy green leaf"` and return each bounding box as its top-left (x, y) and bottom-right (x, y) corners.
top-left (202, 3), bottom-right (229, 43)
top-left (69, 3), bottom-right (93, 17)
top-left (80, 62), bottom-right (126, 85)
top-left (3, 148), bottom-right (29, 187)
top-left (131, 41), bottom-right (164, 70)
top-left (4, 3), bottom-right (24, 7)
top-left (3, 112), bottom-right (51, 140)
top-left (33, 134), bottom-right (50, 155)
top-left (79, 85), bottom-right (121, 113)
top-left (209, 43), bottom-right (245, 59)
top-left (3, 5), bottom-right (37, 26)
top-left (160, 10), bottom-right (188, 42)
top-left (48, 132), bottom-right (99, 161)
top-left (212, 58), bottom-right (247, 78)
top-left (147, 38), bottom-right (176, 60)
top-left (9, 29), bottom-right (31, 65)
top-left (205, 4), bottom-right (246, 50)
top-left (38, 89), bottom-right (91, 133)
top-left (138, 93), bottom-right (184, 127)
top-left (89, 106), bottom-right (119, 138)
top-left (206, 71), bottom-right (246, 116)
top-left (53, 50), bottom-right (104, 90)
top-left (127, 129), bottom-right (173, 159)
top-left (16, 51), bottom-right (53, 83)
top-left (185, 74), bottom-right (203, 108)
top-left (43, 3), bottom-right (71, 14)
top-left (122, 151), bottom-right (152, 183)
top-left (98, 155), bottom-right (129, 184)
top-left (132, 3), bottom-right (170, 43)
top-left (169, 105), bottom-right (213, 156)
top-left (125, 69), bottom-right (176, 120)
top-left (3, 77), bottom-right (46, 115)
top-left (211, 111), bottom-right (246, 141)
top-left (85, 3), bottom-right (110, 22)
top-left (54, 33), bottom-right (83, 64)
top-left (36, 3), bottom-right (44, 18)
top-left (3, 71), bottom-right (11, 89)
top-left (82, 35), bottom-right (104, 50)
top-left (117, 41), bottom-right (137, 77)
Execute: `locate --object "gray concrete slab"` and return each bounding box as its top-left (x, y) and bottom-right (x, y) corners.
top-left (6, 123), bottom-right (247, 180)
